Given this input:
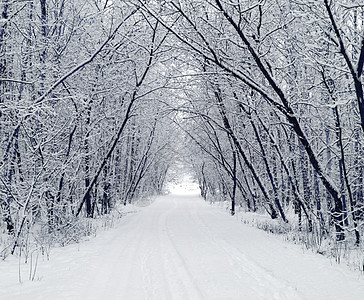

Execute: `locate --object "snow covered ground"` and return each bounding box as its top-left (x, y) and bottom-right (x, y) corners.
top-left (1, 176), bottom-right (364, 299)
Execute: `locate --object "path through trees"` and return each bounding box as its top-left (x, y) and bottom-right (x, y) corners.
top-left (0, 0), bottom-right (363, 259)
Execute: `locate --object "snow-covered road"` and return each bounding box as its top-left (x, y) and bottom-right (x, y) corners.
top-left (86, 194), bottom-right (301, 300)
top-left (2, 191), bottom-right (364, 299)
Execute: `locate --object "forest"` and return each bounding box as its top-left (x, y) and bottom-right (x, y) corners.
top-left (0, 0), bottom-right (363, 261)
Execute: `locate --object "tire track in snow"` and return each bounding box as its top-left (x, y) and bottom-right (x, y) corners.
top-left (122, 207), bottom-right (173, 300)
top-left (158, 197), bottom-right (204, 300)
top-left (105, 196), bottom-right (203, 300)
top-left (190, 206), bottom-right (305, 300)
top-left (140, 231), bottom-right (160, 299)
top-left (86, 208), bottom-right (171, 300)
top-left (165, 197), bottom-right (261, 299)
top-left (91, 212), bottom-right (154, 300)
